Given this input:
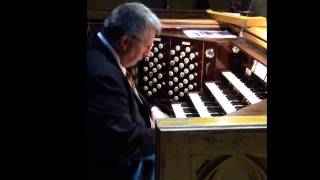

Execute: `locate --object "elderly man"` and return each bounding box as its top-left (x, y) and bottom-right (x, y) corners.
top-left (87, 2), bottom-right (162, 180)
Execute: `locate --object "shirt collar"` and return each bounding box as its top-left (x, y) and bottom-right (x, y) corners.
top-left (97, 32), bottom-right (126, 75)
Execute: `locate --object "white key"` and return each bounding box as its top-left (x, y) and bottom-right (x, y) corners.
top-left (205, 82), bottom-right (237, 114)
top-left (222, 71), bottom-right (261, 104)
top-left (171, 103), bottom-right (187, 118)
top-left (188, 93), bottom-right (211, 117)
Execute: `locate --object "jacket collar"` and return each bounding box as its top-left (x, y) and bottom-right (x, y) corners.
top-left (97, 32), bottom-right (127, 76)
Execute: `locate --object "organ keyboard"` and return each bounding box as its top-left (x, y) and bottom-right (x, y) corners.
top-left (222, 71), bottom-right (261, 104)
top-left (205, 81), bottom-right (237, 113)
top-left (170, 72), bottom-right (266, 118)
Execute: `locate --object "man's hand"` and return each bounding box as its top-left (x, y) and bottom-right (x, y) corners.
top-left (150, 111), bottom-right (156, 129)
top-left (150, 106), bottom-right (169, 128)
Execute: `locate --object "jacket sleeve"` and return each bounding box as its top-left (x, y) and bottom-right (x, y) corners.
top-left (87, 72), bottom-right (155, 159)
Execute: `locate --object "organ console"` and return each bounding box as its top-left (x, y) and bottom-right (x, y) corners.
top-left (136, 28), bottom-right (267, 120)
top-left (141, 18), bottom-right (267, 180)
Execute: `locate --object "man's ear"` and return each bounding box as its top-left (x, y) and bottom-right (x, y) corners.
top-left (120, 35), bottom-right (131, 52)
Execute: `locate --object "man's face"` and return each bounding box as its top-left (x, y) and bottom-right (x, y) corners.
top-left (122, 28), bottom-right (156, 68)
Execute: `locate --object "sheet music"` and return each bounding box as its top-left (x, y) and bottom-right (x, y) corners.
top-left (183, 30), bottom-right (237, 39)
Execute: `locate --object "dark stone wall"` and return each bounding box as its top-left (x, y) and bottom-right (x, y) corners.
top-left (87, 0), bottom-right (266, 17)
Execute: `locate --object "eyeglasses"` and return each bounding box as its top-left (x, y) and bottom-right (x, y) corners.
top-left (131, 35), bottom-right (153, 50)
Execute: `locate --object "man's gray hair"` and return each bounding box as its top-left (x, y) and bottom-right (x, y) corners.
top-left (103, 2), bottom-right (161, 41)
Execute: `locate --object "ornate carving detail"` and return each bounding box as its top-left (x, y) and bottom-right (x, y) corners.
top-left (196, 153), bottom-right (266, 180)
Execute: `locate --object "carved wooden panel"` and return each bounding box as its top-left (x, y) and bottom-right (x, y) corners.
top-left (156, 128), bottom-right (266, 180)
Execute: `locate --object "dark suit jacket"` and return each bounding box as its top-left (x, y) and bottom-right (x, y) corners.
top-left (87, 33), bottom-right (155, 180)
